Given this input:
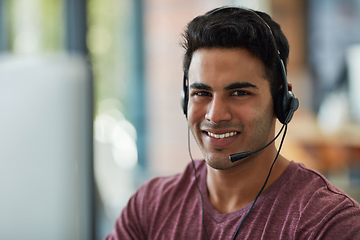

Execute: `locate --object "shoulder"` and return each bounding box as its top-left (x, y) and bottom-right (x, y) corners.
top-left (133, 160), bottom-right (206, 210)
top-left (136, 160), bottom-right (206, 234)
top-left (107, 160), bottom-right (206, 239)
top-left (142, 160), bottom-right (205, 193)
top-left (287, 162), bottom-right (360, 239)
top-left (290, 162), bottom-right (359, 207)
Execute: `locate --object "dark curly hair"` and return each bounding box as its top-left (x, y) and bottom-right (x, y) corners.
top-left (182, 7), bottom-right (290, 100)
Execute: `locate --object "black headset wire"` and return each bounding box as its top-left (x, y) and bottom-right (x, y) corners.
top-left (232, 124), bottom-right (288, 240)
top-left (188, 127), bottom-right (211, 240)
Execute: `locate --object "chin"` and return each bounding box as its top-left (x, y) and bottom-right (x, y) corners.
top-left (204, 154), bottom-right (234, 170)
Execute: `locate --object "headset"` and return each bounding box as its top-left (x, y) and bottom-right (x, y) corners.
top-left (181, 7), bottom-right (299, 125)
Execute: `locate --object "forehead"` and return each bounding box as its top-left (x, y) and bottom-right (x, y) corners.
top-left (188, 48), bottom-right (267, 88)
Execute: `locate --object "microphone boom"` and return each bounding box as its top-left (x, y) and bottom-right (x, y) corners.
top-left (229, 124), bottom-right (285, 162)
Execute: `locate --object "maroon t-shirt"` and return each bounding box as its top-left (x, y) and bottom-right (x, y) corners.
top-left (106, 161), bottom-right (360, 239)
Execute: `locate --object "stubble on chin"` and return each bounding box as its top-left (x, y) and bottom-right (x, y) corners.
top-left (204, 152), bottom-right (235, 170)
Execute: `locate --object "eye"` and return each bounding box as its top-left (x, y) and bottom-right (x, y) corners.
top-left (231, 90), bottom-right (249, 96)
top-left (192, 91), bottom-right (212, 97)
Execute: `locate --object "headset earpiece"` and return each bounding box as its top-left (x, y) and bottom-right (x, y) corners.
top-left (182, 75), bottom-right (189, 117)
top-left (274, 58), bottom-right (299, 124)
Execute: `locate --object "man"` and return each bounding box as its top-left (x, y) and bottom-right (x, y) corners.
top-left (106, 7), bottom-right (360, 239)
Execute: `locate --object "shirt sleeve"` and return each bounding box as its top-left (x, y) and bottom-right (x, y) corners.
top-left (104, 184), bottom-right (148, 240)
top-left (295, 192), bottom-right (360, 240)
top-left (317, 204), bottom-right (360, 239)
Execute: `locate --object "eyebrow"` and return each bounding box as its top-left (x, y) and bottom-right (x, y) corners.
top-left (224, 82), bottom-right (258, 91)
top-left (189, 82), bottom-right (257, 91)
top-left (189, 82), bottom-right (212, 91)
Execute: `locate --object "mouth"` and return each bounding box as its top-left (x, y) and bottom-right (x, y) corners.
top-left (205, 131), bottom-right (238, 139)
top-left (202, 130), bottom-right (239, 149)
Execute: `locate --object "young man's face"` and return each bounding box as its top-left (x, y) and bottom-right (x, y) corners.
top-left (187, 48), bottom-right (276, 170)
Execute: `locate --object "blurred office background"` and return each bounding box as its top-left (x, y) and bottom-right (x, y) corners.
top-left (0, 0), bottom-right (359, 239)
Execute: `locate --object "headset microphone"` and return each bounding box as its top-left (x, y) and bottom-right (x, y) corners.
top-left (229, 124), bottom-right (285, 162)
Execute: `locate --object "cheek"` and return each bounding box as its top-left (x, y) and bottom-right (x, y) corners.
top-left (232, 101), bottom-right (259, 120)
top-left (187, 105), bottom-right (200, 133)
top-left (235, 99), bottom-right (274, 124)
top-left (187, 101), bottom-right (204, 124)
top-left (187, 104), bottom-right (206, 148)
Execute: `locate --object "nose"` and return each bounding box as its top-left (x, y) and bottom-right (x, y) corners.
top-left (205, 95), bottom-right (232, 124)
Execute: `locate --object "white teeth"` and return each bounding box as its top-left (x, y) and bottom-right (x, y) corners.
top-left (207, 131), bottom-right (237, 139)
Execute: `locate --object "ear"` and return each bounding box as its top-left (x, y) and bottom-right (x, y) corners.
top-left (288, 82), bottom-right (293, 92)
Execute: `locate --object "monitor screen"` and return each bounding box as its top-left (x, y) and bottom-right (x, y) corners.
top-left (0, 54), bottom-right (94, 240)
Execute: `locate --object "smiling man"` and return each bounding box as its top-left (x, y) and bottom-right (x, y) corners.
top-left (106, 7), bottom-right (360, 240)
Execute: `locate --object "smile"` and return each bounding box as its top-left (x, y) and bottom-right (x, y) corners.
top-left (207, 131), bottom-right (238, 139)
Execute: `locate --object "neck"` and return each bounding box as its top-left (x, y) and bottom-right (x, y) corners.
top-left (206, 148), bottom-right (289, 214)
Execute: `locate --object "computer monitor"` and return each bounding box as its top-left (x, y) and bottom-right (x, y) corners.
top-left (0, 53), bottom-right (94, 240)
